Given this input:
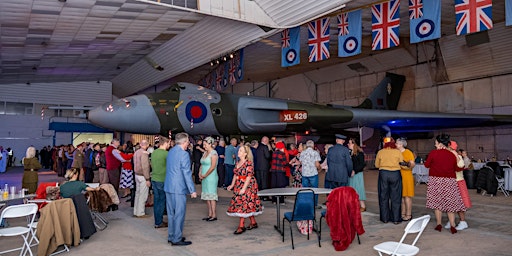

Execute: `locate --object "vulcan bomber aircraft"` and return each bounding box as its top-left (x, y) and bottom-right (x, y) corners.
top-left (87, 73), bottom-right (512, 137)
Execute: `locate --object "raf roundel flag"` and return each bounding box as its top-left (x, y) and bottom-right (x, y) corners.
top-left (410, 0), bottom-right (441, 43)
top-left (281, 27), bottom-right (300, 67)
top-left (338, 10), bottom-right (362, 57)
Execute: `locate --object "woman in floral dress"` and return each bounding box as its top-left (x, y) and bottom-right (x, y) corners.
top-left (226, 144), bottom-right (263, 235)
top-left (289, 143), bottom-right (304, 188)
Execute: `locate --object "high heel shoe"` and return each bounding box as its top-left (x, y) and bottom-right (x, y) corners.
top-left (435, 224), bottom-right (442, 232)
top-left (450, 226), bottom-right (457, 234)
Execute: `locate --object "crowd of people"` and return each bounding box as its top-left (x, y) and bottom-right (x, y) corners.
top-left (1, 130), bottom-right (476, 247)
top-left (373, 134), bottom-right (471, 234)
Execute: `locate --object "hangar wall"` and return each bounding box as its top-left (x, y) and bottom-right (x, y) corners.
top-left (0, 81), bottom-right (112, 165)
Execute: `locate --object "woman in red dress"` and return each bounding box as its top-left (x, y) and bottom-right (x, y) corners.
top-left (226, 144), bottom-right (263, 235)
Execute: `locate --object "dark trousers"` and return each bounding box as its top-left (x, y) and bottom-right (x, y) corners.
top-left (152, 181), bottom-right (166, 226)
top-left (378, 170), bottom-right (402, 223)
top-left (224, 164), bottom-right (235, 187)
top-left (217, 163), bottom-right (225, 187)
top-left (85, 167), bottom-right (94, 183)
top-left (193, 162), bottom-right (201, 184)
top-left (107, 168), bottom-right (121, 192)
top-left (255, 169), bottom-right (269, 190)
top-left (57, 158), bottom-right (65, 177)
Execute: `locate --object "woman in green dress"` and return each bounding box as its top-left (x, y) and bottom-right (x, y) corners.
top-left (199, 137), bottom-right (219, 221)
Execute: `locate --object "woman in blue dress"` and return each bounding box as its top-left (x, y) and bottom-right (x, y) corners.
top-left (199, 137), bottom-right (219, 221)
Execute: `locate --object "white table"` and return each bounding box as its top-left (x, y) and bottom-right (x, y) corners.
top-left (258, 187), bottom-right (332, 234)
top-left (0, 193), bottom-right (35, 204)
top-left (412, 164), bottom-right (429, 184)
top-left (502, 167), bottom-right (512, 191)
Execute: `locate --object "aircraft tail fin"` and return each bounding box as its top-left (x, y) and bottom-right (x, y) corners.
top-left (356, 72), bottom-right (405, 110)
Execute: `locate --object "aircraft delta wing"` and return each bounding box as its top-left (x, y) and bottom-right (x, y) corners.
top-left (87, 74), bottom-right (512, 136)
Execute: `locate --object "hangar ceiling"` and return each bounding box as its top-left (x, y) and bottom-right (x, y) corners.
top-left (0, 0), bottom-right (507, 98)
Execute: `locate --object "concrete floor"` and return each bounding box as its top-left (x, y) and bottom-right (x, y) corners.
top-left (1, 166), bottom-right (511, 256)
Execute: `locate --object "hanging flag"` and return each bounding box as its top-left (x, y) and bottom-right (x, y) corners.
top-left (215, 66), bottom-right (224, 92)
top-left (410, 0), bottom-right (441, 43)
top-left (454, 0), bottom-right (492, 36)
top-left (235, 48), bottom-right (244, 82)
top-left (372, 0), bottom-right (400, 51)
top-left (338, 10), bottom-right (362, 57)
top-left (308, 17), bottom-right (330, 62)
top-left (281, 27), bottom-right (300, 67)
top-left (228, 58), bottom-right (237, 87)
top-left (506, 0), bottom-right (512, 26)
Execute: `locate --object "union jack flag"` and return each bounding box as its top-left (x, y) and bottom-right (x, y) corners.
top-left (215, 67), bottom-right (223, 91)
top-left (372, 0), bottom-right (400, 50)
top-left (337, 13), bottom-right (349, 36)
top-left (409, 0), bottom-right (423, 19)
top-left (455, 0), bottom-right (493, 35)
top-left (308, 17), bottom-right (330, 62)
top-left (281, 29), bottom-right (290, 48)
top-left (228, 59), bottom-right (236, 85)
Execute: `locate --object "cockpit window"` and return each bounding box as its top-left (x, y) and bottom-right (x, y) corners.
top-left (102, 97), bottom-right (137, 112)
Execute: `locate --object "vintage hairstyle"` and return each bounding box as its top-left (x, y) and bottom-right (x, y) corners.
top-left (64, 168), bottom-right (79, 180)
top-left (26, 146), bottom-right (36, 158)
top-left (239, 144), bottom-right (254, 162)
top-left (204, 136), bottom-right (215, 145)
top-left (435, 134), bottom-right (451, 147)
top-left (383, 137), bottom-right (396, 149)
top-left (396, 137), bottom-right (408, 148)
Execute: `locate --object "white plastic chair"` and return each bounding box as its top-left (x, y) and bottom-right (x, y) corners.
top-left (373, 215), bottom-right (431, 256)
top-left (496, 176), bottom-right (509, 197)
top-left (0, 203), bottom-right (38, 256)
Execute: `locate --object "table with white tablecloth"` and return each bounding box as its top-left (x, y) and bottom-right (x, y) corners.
top-left (412, 164), bottom-right (429, 184)
top-left (502, 166), bottom-right (512, 191)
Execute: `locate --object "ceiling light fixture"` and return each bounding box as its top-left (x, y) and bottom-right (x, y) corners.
top-left (229, 53), bottom-right (234, 59)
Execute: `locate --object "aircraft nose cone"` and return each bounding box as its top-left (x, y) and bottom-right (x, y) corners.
top-left (88, 94), bottom-right (161, 134)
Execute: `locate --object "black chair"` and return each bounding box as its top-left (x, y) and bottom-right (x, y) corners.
top-left (282, 189), bottom-right (319, 249)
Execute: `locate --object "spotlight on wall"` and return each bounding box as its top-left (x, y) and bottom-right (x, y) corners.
top-left (229, 53), bottom-right (234, 59)
top-left (210, 61), bottom-right (214, 66)
top-left (144, 56), bottom-right (164, 71)
top-left (215, 59), bottom-right (220, 64)
top-left (222, 56), bottom-right (227, 61)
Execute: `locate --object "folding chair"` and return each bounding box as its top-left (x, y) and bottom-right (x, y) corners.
top-left (496, 175), bottom-right (510, 197)
top-left (282, 189), bottom-right (319, 250)
top-left (85, 183), bottom-right (108, 231)
top-left (0, 203), bottom-right (38, 256)
top-left (373, 215), bottom-right (431, 256)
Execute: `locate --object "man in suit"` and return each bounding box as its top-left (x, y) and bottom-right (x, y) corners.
top-left (255, 136), bottom-right (271, 191)
top-left (326, 134), bottom-right (353, 188)
top-left (164, 133), bottom-right (197, 246)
